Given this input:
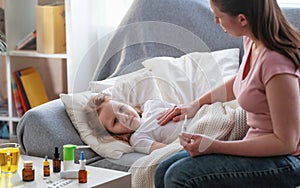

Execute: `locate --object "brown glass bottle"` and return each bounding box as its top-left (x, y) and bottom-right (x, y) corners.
top-left (43, 156), bottom-right (50, 177)
top-left (78, 151), bottom-right (87, 183)
top-left (78, 169), bottom-right (87, 183)
top-left (22, 161), bottom-right (35, 182)
top-left (53, 147), bottom-right (61, 173)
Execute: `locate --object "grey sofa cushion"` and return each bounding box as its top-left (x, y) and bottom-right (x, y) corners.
top-left (18, 99), bottom-right (80, 155)
top-left (94, 0), bottom-right (244, 80)
top-left (89, 152), bottom-right (147, 172)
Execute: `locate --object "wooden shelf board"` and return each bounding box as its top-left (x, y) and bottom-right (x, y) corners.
top-left (8, 50), bottom-right (67, 59)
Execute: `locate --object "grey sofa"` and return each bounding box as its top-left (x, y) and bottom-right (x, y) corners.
top-left (17, 0), bottom-right (300, 172)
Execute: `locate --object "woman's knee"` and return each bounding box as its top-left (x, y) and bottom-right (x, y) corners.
top-left (154, 150), bottom-right (189, 188)
top-left (164, 163), bottom-right (187, 188)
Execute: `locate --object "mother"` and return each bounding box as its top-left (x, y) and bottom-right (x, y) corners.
top-left (155, 0), bottom-right (300, 187)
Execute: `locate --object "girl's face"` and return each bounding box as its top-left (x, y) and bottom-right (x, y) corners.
top-left (210, 0), bottom-right (246, 37)
top-left (98, 100), bottom-right (141, 134)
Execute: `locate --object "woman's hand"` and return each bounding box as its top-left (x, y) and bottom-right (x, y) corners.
top-left (179, 132), bottom-right (215, 157)
top-left (157, 100), bottom-right (200, 125)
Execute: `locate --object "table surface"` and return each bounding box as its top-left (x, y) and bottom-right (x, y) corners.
top-left (0, 155), bottom-right (131, 188)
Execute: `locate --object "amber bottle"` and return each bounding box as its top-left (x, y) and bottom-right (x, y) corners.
top-left (78, 151), bottom-right (87, 183)
top-left (22, 161), bottom-right (35, 182)
top-left (43, 156), bottom-right (50, 177)
top-left (53, 147), bottom-right (61, 173)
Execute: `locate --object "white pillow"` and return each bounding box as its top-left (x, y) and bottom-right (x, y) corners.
top-left (89, 48), bottom-right (239, 105)
top-left (89, 68), bottom-right (163, 107)
top-left (60, 91), bottom-right (134, 159)
top-left (142, 48), bottom-right (239, 104)
top-left (89, 68), bottom-right (149, 92)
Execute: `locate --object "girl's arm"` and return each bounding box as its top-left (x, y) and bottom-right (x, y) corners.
top-left (150, 142), bottom-right (167, 153)
top-left (130, 133), bottom-right (167, 154)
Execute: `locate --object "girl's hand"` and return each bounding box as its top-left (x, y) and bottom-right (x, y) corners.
top-left (157, 101), bottom-right (200, 126)
top-left (179, 132), bottom-right (215, 157)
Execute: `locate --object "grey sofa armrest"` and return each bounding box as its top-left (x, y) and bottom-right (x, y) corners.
top-left (17, 99), bottom-right (99, 162)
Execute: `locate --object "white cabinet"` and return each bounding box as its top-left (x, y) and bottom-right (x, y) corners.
top-left (0, 0), bottom-right (102, 142)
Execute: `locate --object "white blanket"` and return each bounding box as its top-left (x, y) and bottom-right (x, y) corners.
top-left (129, 100), bottom-right (248, 188)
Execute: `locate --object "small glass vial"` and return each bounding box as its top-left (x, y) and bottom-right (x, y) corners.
top-left (43, 156), bottom-right (50, 177)
top-left (53, 147), bottom-right (61, 173)
top-left (22, 161), bottom-right (35, 182)
top-left (78, 151), bottom-right (87, 183)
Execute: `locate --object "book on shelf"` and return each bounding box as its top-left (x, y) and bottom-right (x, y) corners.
top-left (15, 30), bottom-right (37, 50)
top-left (12, 67), bottom-right (49, 112)
top-left (20, 71), bottom-right (49, 108)
top-left (13, 67), bottom-right (35, 112)
top-left (11, 77), bottom-right (24, 117)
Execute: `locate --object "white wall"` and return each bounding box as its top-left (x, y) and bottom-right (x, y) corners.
top-left (97, 0), bottom-right (133, 37)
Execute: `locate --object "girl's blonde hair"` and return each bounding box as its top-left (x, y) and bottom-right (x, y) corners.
top-left (84, 93), bottom-right (137, 144)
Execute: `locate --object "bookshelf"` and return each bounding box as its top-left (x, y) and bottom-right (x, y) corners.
top-left (0, 0), bottom-right (103, 142)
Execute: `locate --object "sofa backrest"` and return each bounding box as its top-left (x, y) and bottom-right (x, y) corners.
top-left (94, 0), bottom-right (300, 80)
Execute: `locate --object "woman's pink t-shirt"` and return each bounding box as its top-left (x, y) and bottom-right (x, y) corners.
top-left (233, 36), bottom-right (300, 155)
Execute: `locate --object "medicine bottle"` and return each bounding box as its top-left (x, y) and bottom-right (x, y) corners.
top-left (22, 161), bottom-right (35, 182)
top-left (78, 151), bottom-right (87, 183)
top-left (44, 156), bottom-right (50, 177)
top-left (53, 147), bottom-right (61, 173)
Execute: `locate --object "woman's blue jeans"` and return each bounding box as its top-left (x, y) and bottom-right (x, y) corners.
top-left (155, 150), bottom-right (300, 188)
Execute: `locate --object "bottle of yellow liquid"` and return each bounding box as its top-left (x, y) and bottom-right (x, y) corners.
top-left (0, 143), bottom-right (20, 174)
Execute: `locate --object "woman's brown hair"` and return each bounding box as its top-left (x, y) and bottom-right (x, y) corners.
top-left (211, 0), bottom-right (300, 68)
